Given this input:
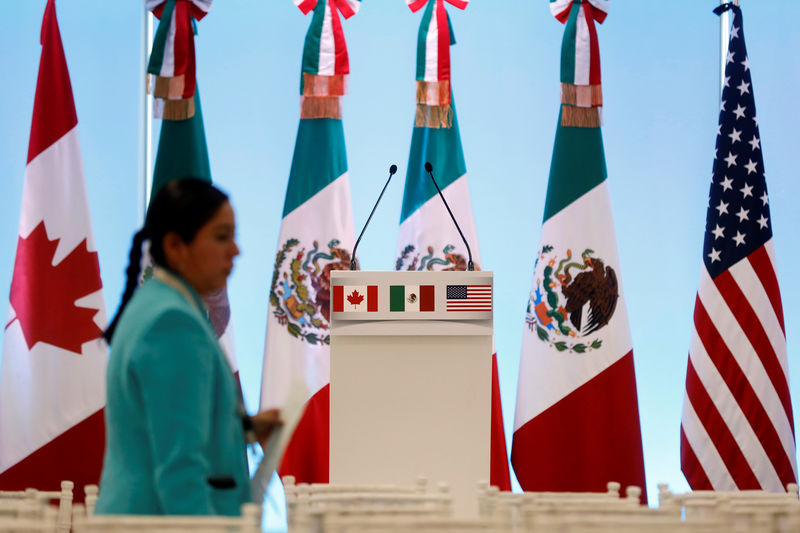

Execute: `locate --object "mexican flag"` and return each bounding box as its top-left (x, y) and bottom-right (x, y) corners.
top-left (145, 1), bottom-right (238, 367)
top-left (149, 89), bottom-right (237, 364)
top-left (0, 0), bottom-right (107, 499)
top-left (396, 0), bottom-right (511, 491)
top-left (259, 0), bottom-right (358, 483)
top-left (389, 285), bottom-right (434, 312)
top-left (511, 0), bottom-right (646, 501)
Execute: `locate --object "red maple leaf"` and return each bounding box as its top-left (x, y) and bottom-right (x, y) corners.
top-left (8, 221), bottom-right (103, 354)
top-left (346, 289), bottom-right (364, 307)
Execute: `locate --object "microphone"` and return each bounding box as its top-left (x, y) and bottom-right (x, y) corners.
top-left (350, 164), bottom-right (398, 270)
top-left (424, 161), bottom-right (474, 271)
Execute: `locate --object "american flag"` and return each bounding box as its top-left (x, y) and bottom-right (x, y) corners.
top-left (446, 284), bottom-right (492, 312)
top-left (680, 4), bottom-right (797, 492)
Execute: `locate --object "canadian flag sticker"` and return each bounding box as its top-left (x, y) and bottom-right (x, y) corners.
top-left (332, 285), bottom-right (378, 313)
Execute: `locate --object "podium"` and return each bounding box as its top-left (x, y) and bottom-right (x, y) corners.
top-left (329, 270), bottom-right (493, 516)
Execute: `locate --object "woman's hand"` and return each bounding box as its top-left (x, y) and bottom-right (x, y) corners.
top-left (251, 409), bottom-right (283, 445)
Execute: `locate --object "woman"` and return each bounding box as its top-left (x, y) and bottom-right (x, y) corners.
top-left (96, 178), bottom-right (279, 516)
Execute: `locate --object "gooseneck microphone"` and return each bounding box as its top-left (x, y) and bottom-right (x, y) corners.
top-left (350, 164), bottom-right (398, 270)
top-left (424, 161), bottom-right (474, 271)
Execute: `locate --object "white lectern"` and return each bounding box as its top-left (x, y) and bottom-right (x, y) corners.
top-left (329, 270), bottom-right (493, 517)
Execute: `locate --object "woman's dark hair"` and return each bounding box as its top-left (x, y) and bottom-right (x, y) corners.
top-left (103, 178), bottom-right (229, 343)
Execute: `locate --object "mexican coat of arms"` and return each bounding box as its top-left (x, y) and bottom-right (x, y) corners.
top-left (269, 238), bottom-right (352, 345)
top-left (525, 245), bottom-right (619, 353)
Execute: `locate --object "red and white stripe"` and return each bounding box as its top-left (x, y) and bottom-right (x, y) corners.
top-left (420, 5), bottom-right (441, 82)
top-left (551, 0), bottom-right (607, 88)
top-left (573, 3), bottom-right (597, 86)
top-left (318, 0), bottom-right (341, 76)
top-left (410, 0), bottom-right (468, 82)
top-left (297, 0), bottom-right (359, 76)
top-left (148, 0), bottom-right (211, 99)
top-left (681, 240), bottom-right (797, 491)
top-left (156, 4), bottom-right (180, 78)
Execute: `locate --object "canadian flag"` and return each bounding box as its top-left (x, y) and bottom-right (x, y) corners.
top-left (0, 0), bottom-right (107, 499)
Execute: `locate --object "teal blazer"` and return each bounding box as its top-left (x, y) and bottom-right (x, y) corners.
top-left (95, 269), bottom-right (250, 516)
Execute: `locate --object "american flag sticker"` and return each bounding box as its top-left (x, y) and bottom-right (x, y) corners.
top-left (446, 284), bottom-right (492, 312)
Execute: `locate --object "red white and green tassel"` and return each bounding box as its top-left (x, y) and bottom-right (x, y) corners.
top-left (551, 0), bottom-right (608, 128)
top-left (297, 0), bottom-right (362, 119)
top-left (146, 0), bottom-right (211, 120)
top-left (409, 0), bottom-right (468, 129)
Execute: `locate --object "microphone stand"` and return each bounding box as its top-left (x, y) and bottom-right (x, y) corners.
top-left (425, 162), bottom-right (474, 271)
top-left (350, 164), bottom-right (397, 270)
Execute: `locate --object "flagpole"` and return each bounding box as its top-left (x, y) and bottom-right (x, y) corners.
top-left (138, 6), bottom-right (154, 225)
top-left (720, 0), bottom-right (740, 96)
top-left (719, 1), bottom-right (730, 95)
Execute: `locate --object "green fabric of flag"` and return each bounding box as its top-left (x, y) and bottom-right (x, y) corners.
top-left (542, 108), bottom-right (607, 221)
top-left (389, 285), bottom-right (406, 312)
top-left (150, 88), bottom-right (212, 202)
top-left (282, 119), bottom-right (348, 218)
top-left (400, 98), bottom-right (466, 224)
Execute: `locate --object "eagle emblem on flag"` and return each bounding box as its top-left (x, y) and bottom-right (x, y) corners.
top-left (269, 238), bottom-right (353, 345)
top-left (525, 245), bottom-right (618, 353)
top-left (395, 243), bottom-right (479, 271)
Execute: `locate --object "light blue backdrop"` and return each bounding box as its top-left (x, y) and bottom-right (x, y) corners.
top-left (1, 0), bottom-right (799, 522)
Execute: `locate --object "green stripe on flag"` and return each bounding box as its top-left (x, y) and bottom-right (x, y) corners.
top-left (282, 118), bottom-right (348, 218)
top-left (151, 88), bottom-right (212, 202)
top-left (560, 2), bottom-right (578, 85)
top-left (542, 107), bottom-right (607, 222)
top-left (415, 2), bottom-right (434, 81)
top-left (400, 99), bottom-right (466, 224)
top-left (147, 0), bottom-right (175, 76)
top-left (301, 1), bottom-right (325, 78)
top-left (390, 285), bottom-right (405, 312)
top-left (447, 11), bottom-right (456, 46)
